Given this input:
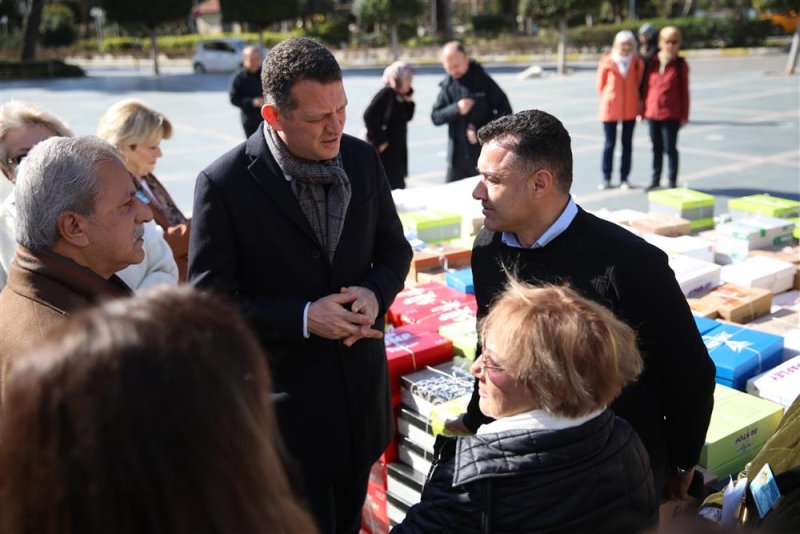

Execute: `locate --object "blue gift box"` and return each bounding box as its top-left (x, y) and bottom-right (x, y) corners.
top-left (702, 324), bottom-right (784, 391)
top-left (445, 268), bottom-right (474, 295)
top-left (694, 315), bottom-right (721, 335)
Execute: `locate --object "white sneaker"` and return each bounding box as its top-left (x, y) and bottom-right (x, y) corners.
top-left (598, 182), bottom-right (611, 190)
top-left (619, 182), bottom-right (630, 191)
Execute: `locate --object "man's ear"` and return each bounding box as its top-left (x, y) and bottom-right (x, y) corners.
top-left (529, 168), bottom-right (556, 197)
top-left (261, 104), bottom-right (282, 131)
top-left (56, 211), bottom-right (90, 248)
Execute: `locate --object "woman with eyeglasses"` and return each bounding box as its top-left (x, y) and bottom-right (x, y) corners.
top-left (0, 101), bottom-right (178, 292)
top-left (97, 99), bottom-right (190, 281)
top-left (642, 26), bottom-right (690, 191)
top-left (393, 281), bottom-right (657, 533)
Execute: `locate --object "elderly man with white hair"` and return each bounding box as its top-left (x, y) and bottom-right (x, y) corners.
top-left (0, 136), bottom-right (153, 390)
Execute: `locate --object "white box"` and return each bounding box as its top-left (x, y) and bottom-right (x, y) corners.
top-left (593, 208), bottom-right (649, 227)
top-left (644, 234), bottom-right (715, 263)
top-left (669, 255), bottom-right (722, 298)
top-left (746, 355), bottom-right (800, 408)
top-left (715, 217), bottom-right (795, 262)
top-left (721, 256), bottom-right (797, 295)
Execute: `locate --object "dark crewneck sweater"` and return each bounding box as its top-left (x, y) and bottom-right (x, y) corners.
top-left (466, 207), bottom-right (716, 473)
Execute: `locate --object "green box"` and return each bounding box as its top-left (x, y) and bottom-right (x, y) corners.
top-left (648, 188), bottom-right (716, 211)
top-left (790, 218), bottom-right (800, 240)
top-left (690, 217), bottom-right (715, 231)
top-left (699, 385), bottom-right (784, 479)
top-left (439, 319), bottom-right (478, 362)
top-left (400, 210), bottom-right (462, 244)
top-left (728, 194), bottom-right (800, 219)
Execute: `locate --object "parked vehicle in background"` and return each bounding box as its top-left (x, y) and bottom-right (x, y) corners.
top-left (192, 38), bottom-right (246, 73)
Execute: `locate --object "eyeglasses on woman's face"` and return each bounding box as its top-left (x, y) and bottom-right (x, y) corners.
top-left (475, 351), bottom-right (508, 379)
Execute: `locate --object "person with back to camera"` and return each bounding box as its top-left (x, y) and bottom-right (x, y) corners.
top-left (230, 45), bottom-right (265, 138)
top-left (97, 99), bottom-right (191, 281)
top-left (431, 41), bottom-right (512, 182)
top-left (0, 286), bottom-right (318, 534)
top-left (189, 36), bottom-right (412, 534)
top-left (0, 101), bottom-right (178, 292)
top-left (447, 109), bottom-right (715, 507)
top-left (638, 23), bottom-right (659, 62)
top-left (393, 281), bottom-right (657, 533)
top-left (596, 30), bottom-right (644, 191)
top-left (642, 26), bottom-right (690, 191)
top-left (363, 61), bottom-right (415, 190)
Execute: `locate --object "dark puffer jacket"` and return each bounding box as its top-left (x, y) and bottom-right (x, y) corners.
top-left (392, 410), bottom-right (657, 534)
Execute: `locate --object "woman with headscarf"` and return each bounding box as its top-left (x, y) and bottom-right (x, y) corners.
top-left (363, 61), bottom-right (415, 190)
top-left (596, 30), bottom-right (644, 191)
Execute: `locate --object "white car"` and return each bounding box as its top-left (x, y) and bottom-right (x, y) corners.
top-left (191, 38), bottom-right (247, 73)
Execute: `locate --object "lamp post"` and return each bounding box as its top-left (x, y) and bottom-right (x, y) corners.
top-left (89, 7), bottom-right (105, 53)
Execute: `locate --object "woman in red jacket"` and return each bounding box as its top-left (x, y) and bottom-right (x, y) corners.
top-left (643, 26), bottom-right (690, 190)
top-left (596, 30), bottom-right (644, 190)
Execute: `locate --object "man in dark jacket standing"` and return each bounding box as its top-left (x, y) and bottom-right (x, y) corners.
top-left (431, 41), bottom-right (511, 182)
top-left (190, 37), bottom-right (412, 534)
top-left (454, 109), bottom-right (716, 505)
top-left (229, 45), bottom-right (264, 137)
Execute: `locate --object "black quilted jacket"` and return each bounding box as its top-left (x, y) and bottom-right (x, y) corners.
top-left (392, 410), bottom-right (657, 534)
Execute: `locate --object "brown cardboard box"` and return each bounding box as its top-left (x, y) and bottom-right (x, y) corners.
top-left (690, 283), bottom-right (772, 324)
top-left (631, 214), bottom-right (691, 237)
top-left (410, 244), bottom-right (471, 283)
top-left (686, 298), bottom-right (721, 319)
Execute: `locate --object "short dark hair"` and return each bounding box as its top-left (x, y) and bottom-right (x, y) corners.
top-left (261, 36), bottom-right (342, 113)
top-left (477, 109), bottom-right (573, 193)
top-left (0, 286), bottom-right (316, 534)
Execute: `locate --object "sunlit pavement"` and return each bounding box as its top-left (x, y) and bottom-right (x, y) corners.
top-left (1, 53), bottom-right (797, 216)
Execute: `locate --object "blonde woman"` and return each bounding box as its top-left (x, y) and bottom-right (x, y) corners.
top-left (642, 26), bottom-right (690, 190)
top-left (596, 30), bottom-right (644, 190)
top-left (98, 99), bottom-right (190, 281)
top-left (394, 281), bottom-right (656, 533)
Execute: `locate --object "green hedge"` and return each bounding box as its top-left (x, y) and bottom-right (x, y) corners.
top-left (74, 31), bottom-right (301, 56)
top-left (569, 17), bottom-right (774, 50)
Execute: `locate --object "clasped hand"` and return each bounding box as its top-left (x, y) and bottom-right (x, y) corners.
top-left (307, 286), bottom-right (382, 347)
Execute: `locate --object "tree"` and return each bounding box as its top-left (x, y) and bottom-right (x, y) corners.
top-left (20, 0), bottom-right (46, 60)
top-left (220, 0), bottom-right (298, 45)
top-left (518, 0), bottom-right (603, 74)
top-left (753, 0), bottom-right (800, 73)
top-left (101, 0), bottom-right (192, 75)
top-left (355, 0), bottom-right (424, 59)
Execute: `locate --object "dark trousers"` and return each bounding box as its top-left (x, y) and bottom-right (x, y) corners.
top-left (602, 120), bottom-right (636, 183)
top-left (648, 119), bottom-right (680, 186)
top-left (301, 467), bottom-right (371, 534)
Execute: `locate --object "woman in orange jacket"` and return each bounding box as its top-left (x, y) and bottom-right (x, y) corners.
top-left (596, 30), bottom-right (644, 190)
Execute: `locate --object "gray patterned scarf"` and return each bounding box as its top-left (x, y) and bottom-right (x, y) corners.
top-left (264, 124), bottom-right (351, 262)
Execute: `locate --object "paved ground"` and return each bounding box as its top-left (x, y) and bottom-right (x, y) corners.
top-left (1, 53), bottom-right (797, 217)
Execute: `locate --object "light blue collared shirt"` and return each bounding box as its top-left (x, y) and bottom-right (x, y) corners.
top-left (501, 196), bottom-right (578, 249)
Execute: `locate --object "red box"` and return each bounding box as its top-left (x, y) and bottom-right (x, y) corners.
top-left (388, 282), bottom-right (473, 327)
top-left (385, 328), bottom-right (454, 398)
top-left (413, 297), bottom-right (477, 333)
top-left (362, 462), bottom-right (390, 534)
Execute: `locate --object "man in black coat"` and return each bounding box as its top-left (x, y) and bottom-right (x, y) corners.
top-left (431, 41), bottom-right (512, 183)
top-left (229, 45), bottom-right (264, 137)
top-left (452, 109), bottom-right (716, 503)
top-left (189, 37), bottom-right (412, 534)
